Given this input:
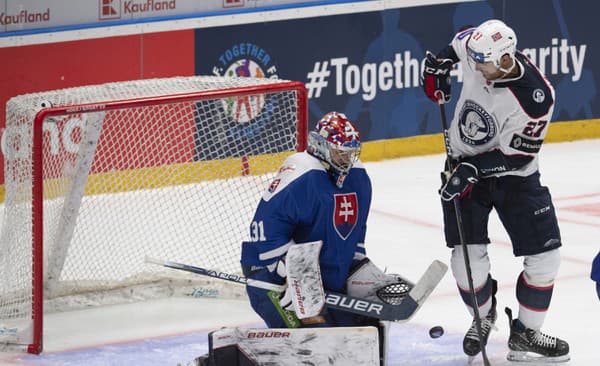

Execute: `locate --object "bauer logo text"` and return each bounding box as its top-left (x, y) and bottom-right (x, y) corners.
top-left (325, 293), bottom-right (383, 315)
top-left (247, 331), bottom-right (290, 338)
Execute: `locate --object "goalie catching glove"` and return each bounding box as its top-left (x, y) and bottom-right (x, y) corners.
top-left (280, 248), bottom-right (414, 317)
top-left (346, 258), bottom-right (413, 305)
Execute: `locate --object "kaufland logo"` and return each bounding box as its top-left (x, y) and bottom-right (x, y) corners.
top-left (0, 9), bottom-right (50, 25)
top-left (223, 0), bottom-right (244, 8)
top-left (124, 0), bottom-right (176, 14)
top-left (99, 0), bottom-right (121, 19)
top-left (100, 0), bottom-right (176, 20)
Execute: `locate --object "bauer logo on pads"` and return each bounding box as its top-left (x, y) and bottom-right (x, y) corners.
top-left (333, 193), bottom-right (358, 240)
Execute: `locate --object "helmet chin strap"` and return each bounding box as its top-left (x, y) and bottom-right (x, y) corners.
top-left (497, 55), bottom-right (516, 76)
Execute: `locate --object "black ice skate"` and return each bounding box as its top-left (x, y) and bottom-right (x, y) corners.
top-left (505, 307), bottom-right (570, 363)
top-left (463, 280), bottom-right (498, 356)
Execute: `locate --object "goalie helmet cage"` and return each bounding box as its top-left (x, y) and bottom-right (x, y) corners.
top-left (0, 76), bottom-right (307, 354)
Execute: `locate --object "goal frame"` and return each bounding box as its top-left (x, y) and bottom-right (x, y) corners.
top-left (27, 81), bottom-right (308, 354)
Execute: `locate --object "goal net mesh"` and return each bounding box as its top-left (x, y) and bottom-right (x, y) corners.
top-left (0, 76), bottom-right (305, 348)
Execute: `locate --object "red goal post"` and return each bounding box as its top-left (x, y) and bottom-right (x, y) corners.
top-left (1, 76), bottom-right (307, 354)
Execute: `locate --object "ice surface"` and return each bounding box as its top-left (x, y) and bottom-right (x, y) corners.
top-left (1, 139), bottom-right (598, 365)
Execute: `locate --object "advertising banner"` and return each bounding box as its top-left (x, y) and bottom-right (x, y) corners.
top-left (0, 0), bottom-right (325, 33)
top-left (194, 0), bottom-right (597, 142)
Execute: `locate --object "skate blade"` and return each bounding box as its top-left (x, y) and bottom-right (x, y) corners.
top-left (507, 350), bottom-right (570, 363)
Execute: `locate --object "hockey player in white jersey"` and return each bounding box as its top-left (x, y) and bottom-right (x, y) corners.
top-left (422, 19), bottom-right (569, 362)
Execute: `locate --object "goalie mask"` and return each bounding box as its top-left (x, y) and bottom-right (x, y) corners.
top-left (467, 19), bottom-right (517, 74)
top-left (307, 112), bottom-right (361, 188)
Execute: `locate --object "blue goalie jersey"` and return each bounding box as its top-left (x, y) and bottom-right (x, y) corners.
top-left (241, 152), bottom-right (372, 292)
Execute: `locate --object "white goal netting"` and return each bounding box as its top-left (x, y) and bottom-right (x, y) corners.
top-left (0, 76), bottom-right (306, 352)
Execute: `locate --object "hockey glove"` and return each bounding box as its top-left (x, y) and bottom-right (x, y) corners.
top-left (422, 51), bottom-right (453, 104)
top-left (440, 162), bottom-right (479, 201)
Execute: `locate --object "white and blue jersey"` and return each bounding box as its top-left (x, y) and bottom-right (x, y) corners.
top-left (241, 152), bottom-right (372, 293)
top-left (440, 27), bottom-right (555, 177)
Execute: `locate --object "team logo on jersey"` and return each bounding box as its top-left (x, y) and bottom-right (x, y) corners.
top-left (268, 178), bottom-right (281, 193)
top-left (532, 89), bottom-right (545, 103)
top-left (333, 193), bottom-right (358, 240)
top-left (458, 100), bottom-right (497, 146)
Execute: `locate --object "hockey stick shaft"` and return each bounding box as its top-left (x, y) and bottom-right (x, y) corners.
top-left (145, 256), bottom-right (248, 285)
top-left (438, 102), bottom-right (490, 366)
top-left (144, 256), bottom-right (446, 323)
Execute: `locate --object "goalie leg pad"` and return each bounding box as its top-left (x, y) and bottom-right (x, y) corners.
top-left (286, 240), bottom-right (325, 319)
top-left (205, 326), bottom-right (380, 366)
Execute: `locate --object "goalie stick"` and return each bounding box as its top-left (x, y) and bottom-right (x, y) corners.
top-left (145, 256), bottom-right (447, 322)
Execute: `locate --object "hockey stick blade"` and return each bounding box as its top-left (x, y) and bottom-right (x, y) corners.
top-left (396, 259), bottom-right (448, 322)
top-left (144, 256), bottom-right (447, 322)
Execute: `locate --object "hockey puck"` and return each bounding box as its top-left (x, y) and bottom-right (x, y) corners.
top-left (429, 325), bottom-right (444, 338)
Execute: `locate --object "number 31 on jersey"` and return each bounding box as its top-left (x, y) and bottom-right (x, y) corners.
top-left (250, 221), bottom-right (266, 242)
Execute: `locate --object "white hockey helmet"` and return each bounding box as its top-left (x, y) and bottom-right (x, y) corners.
top-left (467, 19), bottom-right (517, 72)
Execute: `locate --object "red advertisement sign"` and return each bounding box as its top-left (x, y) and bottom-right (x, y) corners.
top-left (0, 30), bottom-right (194, 185)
